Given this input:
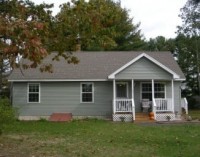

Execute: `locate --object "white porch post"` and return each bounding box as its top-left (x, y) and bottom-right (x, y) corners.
top-left (131, 79), bottom-right (135, 121)
top-left (131, 79), bottom-right (134, 100)
top-left (152, 79), bottom-right (156, 119)
top-left (171, 79), bottom-right (174, 113)
top-left (113, 79), bottom-right (116, 114)
top-left (152, 79), bottom-right (154, 100)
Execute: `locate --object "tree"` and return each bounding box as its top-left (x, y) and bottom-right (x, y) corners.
top-left (144, 36), bottom-right (175, 52)
top-left (0, 0), bottom-right (80, 95)
top-left (0, 0), bottom-right (53, 70)
top-left (177, 0), bottom-right (200, 37)
top-left (52, 0), bottom-right (145, 51)
top-left (176, 0), bottom-right (200, 96)
top-left (175, 35), bottom-right (199, 96)
top-left (0, 57), bottom-right (10, 98)
top-left (0, 0), bottom-right (50, 95)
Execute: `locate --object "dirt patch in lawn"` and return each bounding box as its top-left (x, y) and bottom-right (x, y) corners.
top-left (157, 120), bottom-right (200, 124)
top-left (0, 134), bottom-right (65, 157)
top-left (136, 120), bottom-right (200, 126)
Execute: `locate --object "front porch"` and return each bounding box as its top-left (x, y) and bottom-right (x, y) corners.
top-left (113, 98), bottom-right (176, 122)
top-left (112, 79), bottom-right (178, 122)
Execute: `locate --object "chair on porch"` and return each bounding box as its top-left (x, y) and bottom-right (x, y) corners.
top-left (141, 99), bottom-right (150, 112)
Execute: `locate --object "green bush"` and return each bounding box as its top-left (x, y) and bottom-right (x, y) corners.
top-left (0, 98), bottom-right (16, 134)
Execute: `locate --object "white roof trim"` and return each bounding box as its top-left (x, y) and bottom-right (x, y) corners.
top-left (108, 53), bottom-right (180, 79)
top-left (174, 78), bottom-right (186, 81)
top-left (8, 79), bottom-right (108, 82)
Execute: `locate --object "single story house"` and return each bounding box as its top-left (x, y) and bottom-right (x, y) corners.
top-left (8, 51), bottom-right (188, 122)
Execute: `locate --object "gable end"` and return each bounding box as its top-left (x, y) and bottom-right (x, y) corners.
top-left (108, 53), bottom-right (180, 79)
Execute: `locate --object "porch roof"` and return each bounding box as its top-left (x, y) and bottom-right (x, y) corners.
top-left (9, 51), bottom-right (185, 81)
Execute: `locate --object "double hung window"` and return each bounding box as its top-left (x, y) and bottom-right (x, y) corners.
top-left (28, 83), bottom-right (40, 103)
top-left (141, 82), bottom-right (165, 100)
top-left (81, 83), bottom-right (94, 103)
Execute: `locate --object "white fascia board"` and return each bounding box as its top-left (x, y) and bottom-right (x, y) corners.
top-left (174, 78), bottom-right (186, 81)
top-left (8, 79), bottom-right (108, 82)
top-left (108, 53), bottom-right (180, 79)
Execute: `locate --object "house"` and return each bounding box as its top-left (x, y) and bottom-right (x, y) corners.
top-left (8, 51), bottom-right (188, 122)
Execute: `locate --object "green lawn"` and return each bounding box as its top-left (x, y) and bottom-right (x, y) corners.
top-left (1, 119), bottom-right (200, 157)
top-left (189, 110), bottom-right (200, 120)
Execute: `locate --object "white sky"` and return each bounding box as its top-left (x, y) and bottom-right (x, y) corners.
top-left (32, 0), bottom-right (187, 40)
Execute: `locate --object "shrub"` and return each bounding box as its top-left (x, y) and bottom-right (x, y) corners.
top-left (0, 98), bottom-right (16, 134)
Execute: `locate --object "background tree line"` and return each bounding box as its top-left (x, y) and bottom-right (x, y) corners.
top-left (0, 0), bottom-right (199, 108)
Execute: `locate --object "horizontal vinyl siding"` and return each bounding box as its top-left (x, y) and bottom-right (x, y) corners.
top-left (134, 81), bottom-right (141, 112)
top-left (165, 81), bottom-right (181, 114)
top-left (116, 57), bottom-right (173, 80)
top-left (13, 82), bottom-right (27, 107)
top-left (174, 81), bottom-right (181, 114)
top-left (165, 82), bottom-right (171, 99)
top-left (12, 82), bottom-right (113, 117)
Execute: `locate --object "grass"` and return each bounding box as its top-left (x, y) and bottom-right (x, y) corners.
top-left (189, 110), bottom-right (200, 120)
top-left (0, 119), bottom-right (200, 157)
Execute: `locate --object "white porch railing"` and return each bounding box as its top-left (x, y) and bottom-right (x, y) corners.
top-left (114, 99), bottom-right (132, 113)
top-left (155, 98), bottom-right (173, 112)
top-left (181, 97), bottom-right (188, 114)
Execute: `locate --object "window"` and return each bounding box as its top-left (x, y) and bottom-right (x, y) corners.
top-left (81, 83), bottom-right (94, 103)
top-left (141, 83), bottom-right (152, 100)
top-left (116, 82), bottom-right (128, 98)
top-left (28, 83), bottom-right (40, 103)
top-left (141, 82), bottom-right (165, 100)
top-left (154, 83), bottom-right (165, 98)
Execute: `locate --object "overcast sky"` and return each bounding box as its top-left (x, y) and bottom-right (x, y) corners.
top-left (32, 0), bottom-right (187, 40)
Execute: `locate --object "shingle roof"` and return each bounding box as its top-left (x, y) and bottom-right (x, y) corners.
top-left (8, 51), bottom-right (185, 81)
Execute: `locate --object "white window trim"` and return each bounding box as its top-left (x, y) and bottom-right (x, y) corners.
top-left (116, 82), bottom-right (129, 98)
top-left (27, 83), bottom-right (41, 103)
top-left (80, 82), bottom-right (94, 103)
top-left (140, 82), bottom-right (166, 101)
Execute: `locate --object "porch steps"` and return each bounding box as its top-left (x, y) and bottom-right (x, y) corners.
top-left (134, 113), bottom-right (155, 123)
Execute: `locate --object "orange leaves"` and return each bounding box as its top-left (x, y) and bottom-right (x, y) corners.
top-left (31, 38), bottom-right (42, 46)
top-left (0, 0), bottom-right (54, 72)
top-left (3, 45), bottom-right (18, 54)
top-left (34, 22), bottom-right (45, 30)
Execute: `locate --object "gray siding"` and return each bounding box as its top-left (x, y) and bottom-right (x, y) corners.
top-left (116, 57), bottom-right (173, 80)
top-left (165, 81), bottom-right (181, 113)
top-left (134, 81), bottom-right (141, 112)
top-left (174, 81), bottom-right (181, 114)
top-left (165, 81), bottom-right (171, 98)
top-left (12, 80), bottom-right (182, 117)
top-left (12, 82), bottom-right (113, 117)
